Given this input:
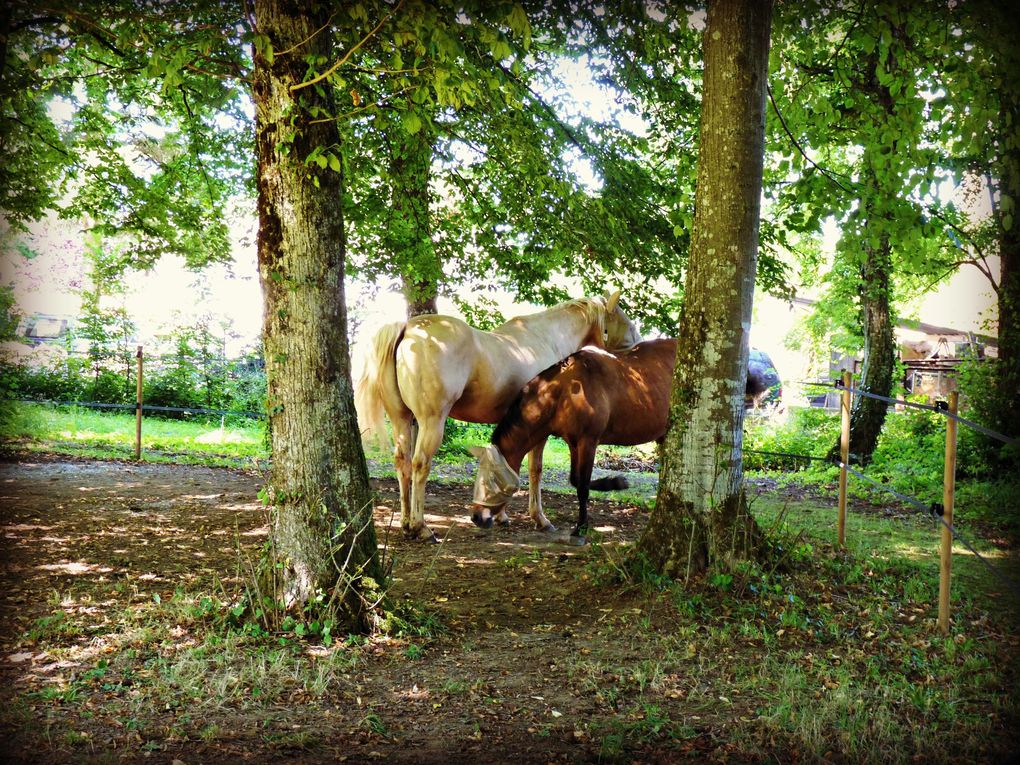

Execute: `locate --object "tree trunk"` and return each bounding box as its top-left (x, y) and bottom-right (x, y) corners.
top-left (387, 117), bottom-right (440, 317)
top-left (637, 0), bottom-right (772, 578)
top-left (252, 0), bottom-right (383, 632)
top-left (844, 227), bottom-right (896, 465)
top-left (996, 90), bottom-right (1020, 443)
top-left (827, 44), bottom-right (900, 467)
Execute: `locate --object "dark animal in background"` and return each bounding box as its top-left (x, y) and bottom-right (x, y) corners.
top-left (471, 338), bottom-right (778, 538)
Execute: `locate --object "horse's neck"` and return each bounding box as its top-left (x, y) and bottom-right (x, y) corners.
top-left (493, 406), bottom-right (543, 473)
top-left (494, 302), bottom-right (593, 366)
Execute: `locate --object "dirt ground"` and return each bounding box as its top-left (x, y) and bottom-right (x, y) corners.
top-left (0, 454), bottom-right (1016, 764)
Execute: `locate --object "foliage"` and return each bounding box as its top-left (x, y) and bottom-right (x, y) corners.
top-left (743, 407), bottom-right (838, 471)
top-left (955, 358), bottom-right (1020, 469)
top-left (743, 402), bottom-right (1020, 533)
top-left (1, 0), bottom-right (250, 269)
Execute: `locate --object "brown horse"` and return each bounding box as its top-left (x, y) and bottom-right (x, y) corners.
top-left (470, 338), bottom-right (768, 538)
top-left (355, 292), bottom-right (640, 542)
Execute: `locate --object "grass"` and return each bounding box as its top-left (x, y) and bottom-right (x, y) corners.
top-left (574, 496), bottom-right (1019, 762)
top-left (3, 408), bottom-right (1018, 762)
top-left (1, 401), bottom-right (267, 467)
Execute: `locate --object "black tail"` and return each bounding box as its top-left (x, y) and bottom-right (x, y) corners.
top-left (588, 475), bottom-right (629, 491)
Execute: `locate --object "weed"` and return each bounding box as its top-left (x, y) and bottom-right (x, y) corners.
top-left (360, 712), bottom-right (388, 738)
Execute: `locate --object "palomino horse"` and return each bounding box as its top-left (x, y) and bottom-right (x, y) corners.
top-left (355, 292), bottom-right (640, 542)
top-left (470, 338), bottom-right (768, 538)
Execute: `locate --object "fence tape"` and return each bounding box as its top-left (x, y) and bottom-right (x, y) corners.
top-left (797, 380), bottom-right (1018, 447)
top-left (14, 398), bottom-right (262, 419)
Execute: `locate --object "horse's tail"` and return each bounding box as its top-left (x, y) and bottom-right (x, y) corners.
top-left (354, 321), bottom-right (406, 451)
top-left (588, 475), bottom-right (630, 491)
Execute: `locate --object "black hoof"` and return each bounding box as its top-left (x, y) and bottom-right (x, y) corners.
top-left (427, 532), bottom-right (440, 545)
top-left (471, 512), bottom-right (494, 529)
top-left (495, 516), bottom-right (510, 527)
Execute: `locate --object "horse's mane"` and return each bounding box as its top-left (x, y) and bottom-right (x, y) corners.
top-left (564, 296), bottom-right (607, 338)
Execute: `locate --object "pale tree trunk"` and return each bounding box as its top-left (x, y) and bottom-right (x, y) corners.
top-left (637, 0), bottom-right (771, 577)
top-left (253, 0), bottom-right (383, 631)
top-left (386, 117), bottom-right (440, 317)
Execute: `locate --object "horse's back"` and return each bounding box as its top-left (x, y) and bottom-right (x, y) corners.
top-left (541, 340), bottom-right (676, 446)
top-left (395, 315), bottom-right (526, 423)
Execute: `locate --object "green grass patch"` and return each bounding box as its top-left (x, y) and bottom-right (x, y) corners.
top-left (1, 402), bottom-right (267, 466)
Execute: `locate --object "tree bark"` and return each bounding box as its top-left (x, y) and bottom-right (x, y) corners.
top-left (843, 224), bottom-right (896, 465)
top-left (637, 0), bottom-right (771, 577)
top-left (386, 117), bottom-right (440, 317)
top-left (995, 88), bottom-right (1020, 443)
top-left (252, 0), bottom-right (383, 632)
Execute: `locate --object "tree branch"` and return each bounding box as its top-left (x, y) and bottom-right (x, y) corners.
top-left (766, 82), bottom-right (856, 195)
top-left (291, 0), bottom-right (403, 93)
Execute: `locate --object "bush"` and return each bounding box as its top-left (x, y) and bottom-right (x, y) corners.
top-left (743, 407), bottom-right (837, 470)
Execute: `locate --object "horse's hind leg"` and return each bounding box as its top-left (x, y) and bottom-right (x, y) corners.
top-left (391, 416), bottom-right (415, 536)
top-left (526, 439), bottom-right (555, 531)
top-left (407, 416), bottom-right (445, 543)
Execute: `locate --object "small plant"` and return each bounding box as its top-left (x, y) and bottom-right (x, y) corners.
top-left (360, 712), bottom-right (388, 738)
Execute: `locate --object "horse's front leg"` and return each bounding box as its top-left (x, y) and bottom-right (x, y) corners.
top-left (526, 439), bottom-right (556, 531)
top-left (408, 418), bottom-right (444, 543)
top-left (569, 439), bottom-right (598, 540)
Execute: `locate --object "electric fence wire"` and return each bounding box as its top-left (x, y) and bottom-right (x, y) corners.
top-left (837, 459), bottom-right (1020, 601)
top-left (796, 380), bottom-right (1019, 447)
top-left (14, 398), bottom-right (262, 419)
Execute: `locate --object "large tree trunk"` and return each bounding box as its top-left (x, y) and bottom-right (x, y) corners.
top-left (386, 117), bottom-right (440, 317)
top-left (637, 0), bottom-right (771, 578)
top-left (996, 90), bottom-right (1020, 443)
top-left (253, 0), bottom-right (383, 632)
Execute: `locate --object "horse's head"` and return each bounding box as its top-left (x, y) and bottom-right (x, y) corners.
top-left (468, 444), bottom-right (519, 524)
top-left (600, 290), bottom-right (641, 350)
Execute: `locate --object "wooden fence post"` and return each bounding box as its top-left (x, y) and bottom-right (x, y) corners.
top-left (938, 390), bottom-right (959, 635)
top-left (837, 369), bottom-right (851, 546)
top-left (135, 345), bottom-right (143, 461)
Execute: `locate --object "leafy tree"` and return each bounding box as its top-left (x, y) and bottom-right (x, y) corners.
top-left (76, 235), bottom-right (137, 402)
top-left (769, 2), bottom-right (957, 464)
top-left (940, 0), bottom-right (1020, 447)
top-left (1, 0), bottom-right (249, 268)
top-left (638, 0), bottom-right (771, 575)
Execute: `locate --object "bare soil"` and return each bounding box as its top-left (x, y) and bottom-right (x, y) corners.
top-left (0, 454), bottom-right (1016, 764)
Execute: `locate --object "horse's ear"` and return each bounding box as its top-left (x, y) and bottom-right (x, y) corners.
top-left (468, 445), bottom-right (487, 459)
top-left (605, 290), bottom-right (621, 313)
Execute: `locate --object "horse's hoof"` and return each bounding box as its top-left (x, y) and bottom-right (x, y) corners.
top-left (540, 523), bottom-right (558, 533)
top-left (427, 532), bottom-right (440, 545)
top-left (495, 517), bottom-right (510, 527)
top-left (566, 534), bottom-right (588, 546)
top-left (471, 512), bottom-right (494, 529)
